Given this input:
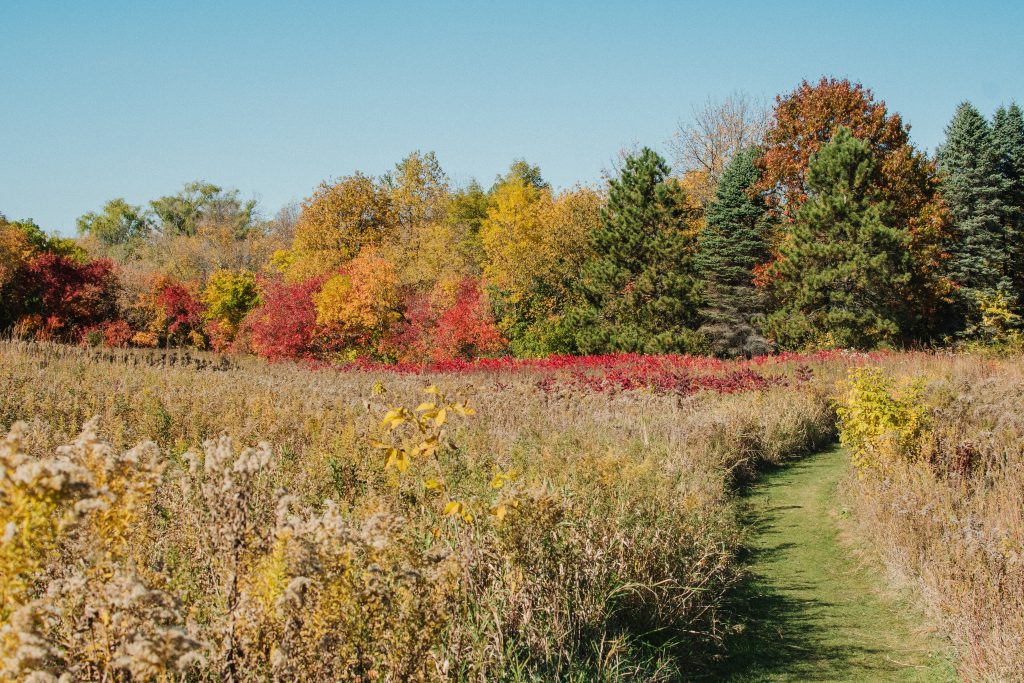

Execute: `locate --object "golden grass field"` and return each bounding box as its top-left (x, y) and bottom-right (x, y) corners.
top-left (0, 341), bottom-right (1020, 681)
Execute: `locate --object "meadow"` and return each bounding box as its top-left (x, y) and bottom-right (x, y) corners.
top-left (1, 340), bottom-right (1020, 681)
top-left (3, 0), bottom-right (1024, 676)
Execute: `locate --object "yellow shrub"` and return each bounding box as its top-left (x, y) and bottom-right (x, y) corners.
top-left (131, 330), bottom-right (160, 348)
top-left (836, 366), bottom-right (929, 474)
top-left (960, 290), bottom-right (1024, 353)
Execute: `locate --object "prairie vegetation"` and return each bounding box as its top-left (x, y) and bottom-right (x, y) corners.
top-left (0, 340), bottom-right (841, 680)
top-left (2, 340), bottom-right (1021, 680)
top-left (838, 357), bottom-right (1024, 681)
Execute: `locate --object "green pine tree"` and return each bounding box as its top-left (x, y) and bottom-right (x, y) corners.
top-left (573, 148), bottom-right (702, 354)
top-left (937, 102), bottom-right (1011, 320)
top-left (696, 147), bottom-right (775, 357)
top-left (992, 103), bottom-right (1024, 306)
top-left (763, 128), bottom-right (912, 350)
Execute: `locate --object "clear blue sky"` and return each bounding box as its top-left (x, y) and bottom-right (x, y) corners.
top-left (2, 0), bottom-right (1022, 234)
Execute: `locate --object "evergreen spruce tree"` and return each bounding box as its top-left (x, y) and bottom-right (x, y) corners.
top-left (573, 148), bottom-right (701, 354)
top-left (695, 146), bottom-right (775, 357)
top-left (992, 103), bottom-right (1024, 305)
top-left (937, 102), bottom-right (1011, 321)
top-left (763, 128), bottom-right (912, 350)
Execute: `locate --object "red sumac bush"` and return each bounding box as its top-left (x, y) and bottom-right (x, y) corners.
top-left (246, 276), bottom-right (324, 360)
top-left (25, 253), bottom-right (119, 340)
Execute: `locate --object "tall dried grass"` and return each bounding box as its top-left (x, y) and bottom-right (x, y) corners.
top-left (838, 354), bottom-right (1024, 681)
top-left (0, 340), bottom-right (841, 680)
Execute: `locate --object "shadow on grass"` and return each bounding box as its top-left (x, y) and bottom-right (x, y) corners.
top-left (695, 499), bottom-right (902, 681)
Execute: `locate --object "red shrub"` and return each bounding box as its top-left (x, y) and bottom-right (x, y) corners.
top-left (155, 280), bottom-right (205, 344)
top-left (431, 279), bottom-right (506, 362)
top-left (102, 320), bottom-right (133, 347)
top-left (246, 276), bottom-right (323, 361)
top-left (25, 253), bottom-right (118, 340)
top-left (387, 292), bottom-right (435, 362)
top-left (391, 279), bottom-right (505, 363)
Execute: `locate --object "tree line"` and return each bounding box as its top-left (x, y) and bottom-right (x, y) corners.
top-left (2, 77), bottom-right (1022, 361)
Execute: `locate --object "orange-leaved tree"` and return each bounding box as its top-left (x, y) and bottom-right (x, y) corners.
top-left (312, 248), bottom-right (402, 356)
top-left (757, 77), bottom-right (953, 340)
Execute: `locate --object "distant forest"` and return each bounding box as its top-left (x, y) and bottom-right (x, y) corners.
top-left (2, 77), bottom-right (1023, 362)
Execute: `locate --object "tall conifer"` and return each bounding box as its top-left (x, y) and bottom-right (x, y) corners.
top-left (937, 102), bottom-right (1011, 316)
top-left (573, 148), bottom-right (701, 353)
top-left (696, 147), bottom-right (774, 357)
top-left (992, 103), bottom-right (1024, 304)
top-left (764, 129), bottom-right (912, 350)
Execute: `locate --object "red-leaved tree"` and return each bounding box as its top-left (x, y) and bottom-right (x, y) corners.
top-left (245, 276), bottom-right (323, 361)
top-left (24, 253), bottom-right (119, 340)
top-left (154, 279), bottom-right (206, 346)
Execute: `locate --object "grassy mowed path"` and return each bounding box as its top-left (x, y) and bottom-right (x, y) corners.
top-left (711, 448), bottom-right (957, 682)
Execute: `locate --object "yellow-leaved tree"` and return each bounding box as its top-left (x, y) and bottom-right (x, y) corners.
top-left (289, 173), bottom-right (394, 280)
top-left (380, 151), bottom-right (482, 293)
top-left (480, 178), bottom-right (550, 304)
top-left (202, 269), bottom-right (261, 349)
top-left (480, 175), bottom-right (603, 354)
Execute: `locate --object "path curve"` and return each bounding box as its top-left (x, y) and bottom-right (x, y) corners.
top-left (710, 448), bottom-right (956, 682)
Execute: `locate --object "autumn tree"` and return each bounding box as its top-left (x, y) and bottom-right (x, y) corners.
top-left (483, 182), bottom-right (602, 355)
top-left (21, 253), bottom-right (120, 341)
top-left (153, 279), bottom-right (206, 347)
top-left (480, 176), bottom-right (549, 302)
top-left (246, 276), bottom-right (323, 360)
top-left (0, 215), bottom-right (82, 260)
top-left (313, 248), bottom-right (401, 356)
top-left (289, 173), bottom-right (393, 279)
top-left (480, 160), bottom-right (571, 354)
top-left (386, 151), bottom-right (449, 233)
top-left (573, 148), bottom-right (702, 354)
top-left (696, 147), bottom-right (774, 357)
top-left (495, 159), bottom-right (548, 191)
top-left (669, 92), bottom-right (768, 206)
top-left (763, 129), bottom-right (912, 350)
top-left (1, 215), bottom-right (90, 331)
top-left (202, 269), bottom-right (261, 349)
top-left (380, 151), bottom-right (457, 290)
top-left (758, 77), bottom-right (951, 339)
top-left (0, 220), bottom-right (35, 329)
top-left (76, 198), bottom-right (152, 254)
top-left (140, 181), bottom-right (276, 285)
top-left (430, 278), bottom-right (505, 361)
top-left (441, 182), bottom-right (488, 274)
top-left (477, 158), bottom-right (554, 298)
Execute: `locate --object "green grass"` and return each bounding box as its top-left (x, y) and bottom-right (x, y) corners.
top-left (707, 448), bottom-right (957, 682)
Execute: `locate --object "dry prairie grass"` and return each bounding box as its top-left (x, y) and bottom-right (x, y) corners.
top-left (0, 340), bottom-right (840, 681)
top-left (6, 341), bottom-right (1021, 681)
top-left (838, 354), bottom-right (1024, 682)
